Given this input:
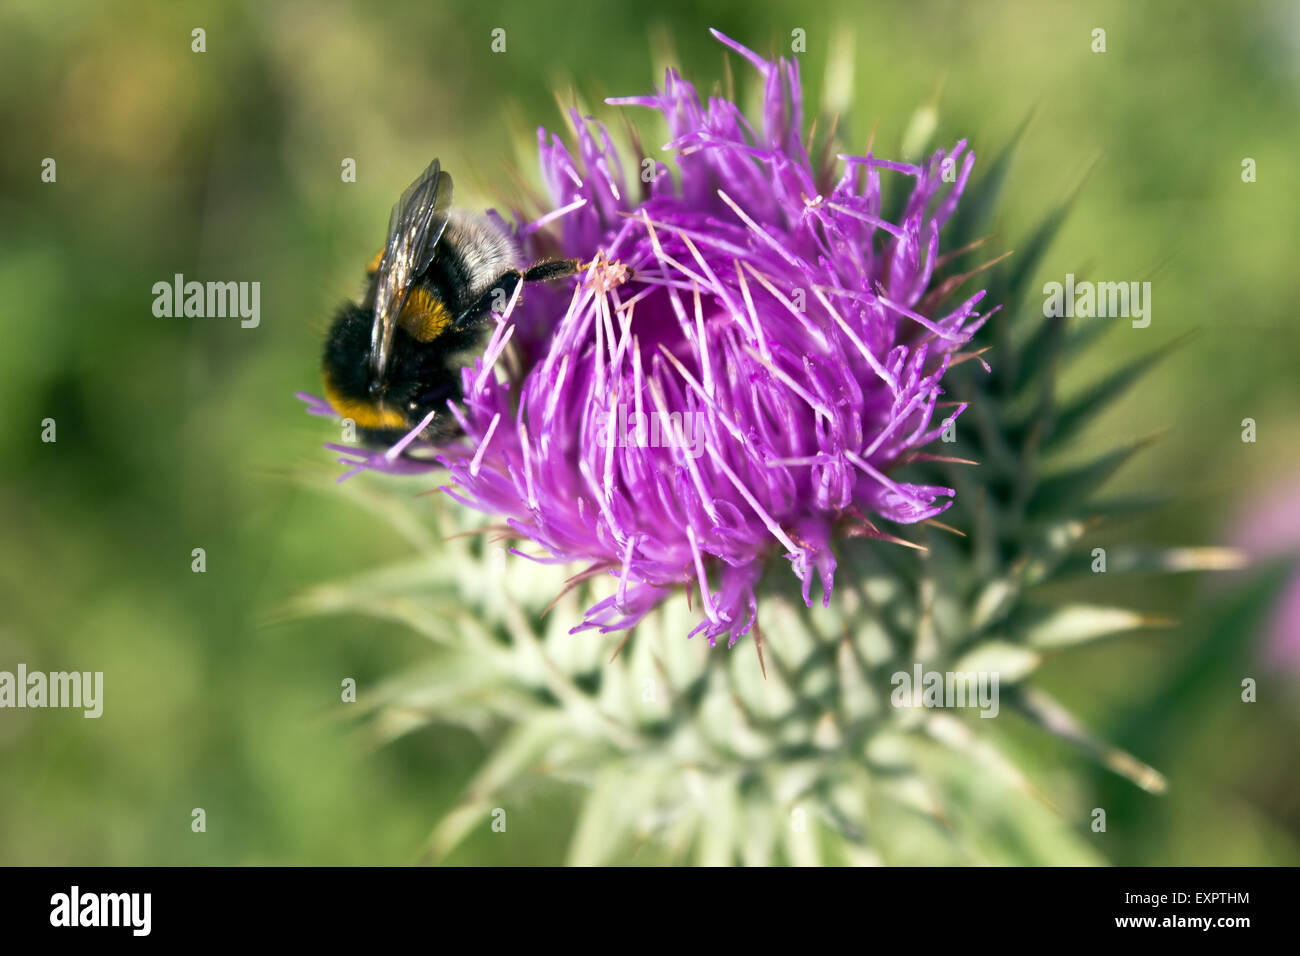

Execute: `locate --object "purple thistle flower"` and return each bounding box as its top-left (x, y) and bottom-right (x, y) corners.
top-left (306, 30), bottom-right (994, 647)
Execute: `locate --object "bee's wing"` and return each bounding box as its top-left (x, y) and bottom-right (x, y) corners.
top-left (370, 159), bottom-right (454, 378)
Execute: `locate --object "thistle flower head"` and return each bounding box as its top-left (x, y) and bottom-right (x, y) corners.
top-left (316, 31), bottom-right (993, 647)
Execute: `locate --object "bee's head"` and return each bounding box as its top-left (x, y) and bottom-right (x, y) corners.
top-left (321, 302), bottom-right (460, 447)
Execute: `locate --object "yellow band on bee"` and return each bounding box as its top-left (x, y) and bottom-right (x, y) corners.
top-left (365, 249), bottom-right (384, 274)
top-left (322, 375), bottom-right (407, 431)
top-left (398, 286), bottom-right (451, 342)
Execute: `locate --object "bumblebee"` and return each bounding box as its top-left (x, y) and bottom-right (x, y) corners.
top-left (322, 158), bottom-right (582, 446)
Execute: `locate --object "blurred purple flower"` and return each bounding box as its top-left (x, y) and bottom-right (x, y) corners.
top-left (307, 30), bottom-right (994, 646)
top-left (1231, 475), bottom-right (1300, 669)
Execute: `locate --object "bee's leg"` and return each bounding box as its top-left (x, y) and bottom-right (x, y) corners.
top-left (523, 258), bottom-right (583, 282)
top-left (452, 272), bottom-right (525, 331)
top-left (452, 260), bottom-right (584, 330)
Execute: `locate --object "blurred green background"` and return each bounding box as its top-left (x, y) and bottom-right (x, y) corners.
top-left (2, 0), bottom-right (1298, 864)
